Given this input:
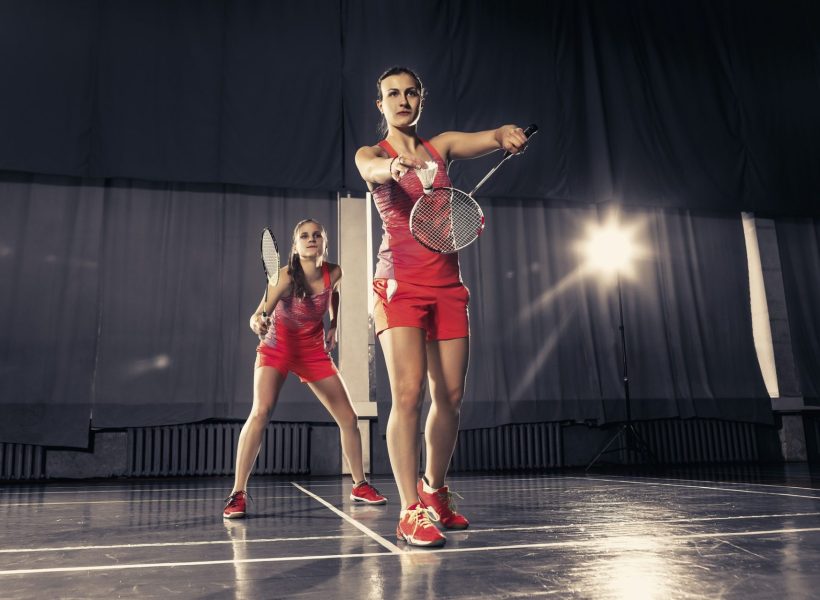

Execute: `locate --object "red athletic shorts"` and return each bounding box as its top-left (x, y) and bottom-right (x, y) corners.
top-left (373, 278), bottom-right (470, 341)
top-left (255, 337), bottom-right (338, 383)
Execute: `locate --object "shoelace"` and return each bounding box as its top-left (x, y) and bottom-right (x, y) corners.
top-left (224, 491), bottom-right (253, 507)
top-left (408, 507), bottom-right (435, 531)
top-left (438, 490), bottom-right (464, 514)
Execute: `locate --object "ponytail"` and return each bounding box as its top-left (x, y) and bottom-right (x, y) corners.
top-left (288, 252), bottom-right (310, 299)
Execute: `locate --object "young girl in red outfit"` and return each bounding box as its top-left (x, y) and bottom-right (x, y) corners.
top-left (223, 219), bottom-right (386, 518)
top-left (355, 67), bottom-right (528, 546)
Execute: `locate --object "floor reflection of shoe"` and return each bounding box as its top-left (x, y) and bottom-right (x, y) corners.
top-left (396, 504), bottom-right (446, 547)
top-left (222, 516), bottom-right (247, 538)
top-left (350, 481), bottom-right (388, 505)
top-left (223, 490), bottom-right (248, 519)
top-left (416, 479), bottom-right (469, 530)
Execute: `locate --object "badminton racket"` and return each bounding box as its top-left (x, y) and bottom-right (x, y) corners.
top-left (409, 124), bottom-right (538, 253)
top-left (260, 227), bottom-right (280, 319)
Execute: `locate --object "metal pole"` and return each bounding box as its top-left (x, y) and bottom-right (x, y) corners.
top-left (617, 274), bottom-right (633, 459)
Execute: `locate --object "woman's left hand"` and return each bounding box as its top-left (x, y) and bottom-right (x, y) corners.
top-left (497, 125), bottom-right (529, 155)
top-left (325, 326), bottom-right (337, 352)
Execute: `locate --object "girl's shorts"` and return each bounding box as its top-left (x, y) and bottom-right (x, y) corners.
top-left (373, 278), bottom-right (469, 341)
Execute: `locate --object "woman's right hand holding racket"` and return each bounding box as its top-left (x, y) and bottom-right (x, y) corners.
top-left (250, 313), bottom-right (271, 339)
top-left (496, 125), bottom-right (531, 156)
top-left (389, 154), bottom-right (426, 182)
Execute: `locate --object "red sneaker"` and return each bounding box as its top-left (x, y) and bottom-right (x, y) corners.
top-left (350, 481), bottom-right (388, 505)
top-left (417, 479), bottom-right (469, 529)
top-left (396, 504), bottom-right (446, 547)
top-left (223, 490), bottom-right (247, 519)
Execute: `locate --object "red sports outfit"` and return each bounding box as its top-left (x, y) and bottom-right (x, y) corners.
top-left (371, 138), bottom-right (470, 341)
top-left (256, 263), bottom-right (339, 383)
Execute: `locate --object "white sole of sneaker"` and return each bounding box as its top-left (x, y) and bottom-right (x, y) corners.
top-left (396, 533), bottom-right (446, 547)
top-left (349, 495), bottom-right (387, 505)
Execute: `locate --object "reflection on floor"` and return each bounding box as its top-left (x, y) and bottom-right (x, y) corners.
top-left (2, 465), bottom-right (820, 599)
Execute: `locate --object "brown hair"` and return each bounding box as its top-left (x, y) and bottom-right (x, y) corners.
top-left (288, 219), bottom-right (328, 298)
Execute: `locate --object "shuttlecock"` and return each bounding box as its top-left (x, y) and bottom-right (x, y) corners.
top-left (416, 161), bottom-right (438, 194)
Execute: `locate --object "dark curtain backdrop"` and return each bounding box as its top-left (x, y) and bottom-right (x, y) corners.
top-left (0, 172), bottom-right (338, 447)
top-left (375, 201), bottom-right (771, 432)
top-left (0, 174), bottom-right (101, 447)
top-left (775, 218), bottom-right (820, 403)
top-left (0, 0), bottom-right (818, 214)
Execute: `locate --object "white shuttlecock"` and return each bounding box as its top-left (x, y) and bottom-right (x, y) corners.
top-left (416, 161), bottom-right (438, 194)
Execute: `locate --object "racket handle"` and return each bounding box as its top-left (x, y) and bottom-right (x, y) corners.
top-left (259, 311), bottom-right (269, 341)
top-left (502, 124), bottom-right (538, 158)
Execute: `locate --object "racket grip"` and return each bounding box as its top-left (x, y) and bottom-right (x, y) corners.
top-left (259, 311), bottom-right (269, 341)
top-left (503, 124), bottom-right (538, 158)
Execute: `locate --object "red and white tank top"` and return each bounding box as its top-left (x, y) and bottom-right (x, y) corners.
top-left (262, 263), bottom-right (332, 348)
top-left (371, 138), bottom-right (461, 286)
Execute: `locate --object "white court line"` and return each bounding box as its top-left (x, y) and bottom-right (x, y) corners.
top-left (2, 525), bottom-right (819, 576)
top-left (0, 551), bottom-right (391, 576)
top-left (448, 473), bottom-right (820, 494)
top-left (447, 475), bottom-right (820, 492)
top-left (9, 511), bottom-right (818, 556)
top-left (464, 511), bottom-right (820, 534)
top-left (2, 494), bottom-right (317, 508)
top-left (0, 486), bottom-right (242, 497)
top-left (0, 534), bottom-right (365, 554)
top-left (423, 526), bottom-right (820, 555)
top-left (0, 479), bottom-right (400, 496)
top-left (617, 474), bottom-right (820, 493)
top-left (290, 482), bottom-right (402, 554)
top-left (574, 476), bottom-right (820, 501)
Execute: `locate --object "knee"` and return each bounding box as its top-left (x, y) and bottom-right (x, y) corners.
top-left (337, 412), bottom-right (359, 434)
top-left (248, 403), bottom-right (274, 425)
top-left (437, 387), bottom-right (464, 414)
top-left (392, 382), bottom-right (425, 414)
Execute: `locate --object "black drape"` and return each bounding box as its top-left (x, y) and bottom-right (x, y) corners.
top-left (0, 172), bottom-right (338, 447)
top-left (775, 218), bottom-right (820, 403)
top-left (0, 173), bottom-right (101, 447)
top-left (0, 0), bottom-right (343, 190)
top-left (375, 201), bottom-right (771, 432)
top-left (0, 1), bottom-right (818, 214)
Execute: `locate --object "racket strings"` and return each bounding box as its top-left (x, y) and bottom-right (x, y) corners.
top-left (411, 188), bottom-right (483, 253)
top-left (261, 231), bottom-right (280, 285)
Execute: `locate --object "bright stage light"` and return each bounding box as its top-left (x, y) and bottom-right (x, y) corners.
top-left (580, 216), bottom-right (644, 278)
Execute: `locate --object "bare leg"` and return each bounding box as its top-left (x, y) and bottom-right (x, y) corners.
top-left (424, 337), bottom-right (469, 489)
top-left (231, 364), bottom-right (287, 494)
top-left (308, 373), bottom-right (365, 484)
top-left (380, 327), bottom-right (427, 509)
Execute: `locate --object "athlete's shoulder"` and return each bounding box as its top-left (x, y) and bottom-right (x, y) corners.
top-left (355, 143), bottom-right (389, 160)
top-left (327, 262), bottom-right (343, 285)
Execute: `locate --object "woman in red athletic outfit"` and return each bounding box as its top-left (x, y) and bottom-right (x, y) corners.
top-left (355, 67), bottom-right (528, 546)
top-left (223, 219), bottom-right (386, 518)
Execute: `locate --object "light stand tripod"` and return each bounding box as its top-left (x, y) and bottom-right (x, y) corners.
top-left (586, 274), bottom-right (657, 470)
